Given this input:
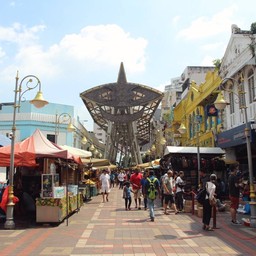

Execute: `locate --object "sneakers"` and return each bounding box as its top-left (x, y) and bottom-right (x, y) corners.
top-left (231, 220), bottom-right (241, 225)
top-left (150, 217), bottom-right (154, 222)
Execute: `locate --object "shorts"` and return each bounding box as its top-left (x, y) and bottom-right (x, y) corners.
top-left (229, 195), bottom-right (239, 210)
top-left (164, 194), bottom-right (175, 204)
top-left (133, 189), bottom-right (141, 199)
top-left (101, 186), bottom-right (110, 194)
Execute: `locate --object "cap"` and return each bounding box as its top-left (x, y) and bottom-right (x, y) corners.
top-left (210, 174), bottom-right (217, 181)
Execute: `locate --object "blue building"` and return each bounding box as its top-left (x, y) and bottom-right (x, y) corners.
top-left (0, 101), bottom-right (75, 146)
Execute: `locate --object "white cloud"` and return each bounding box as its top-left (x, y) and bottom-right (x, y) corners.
top-left (171, 16), bottom-right (181, 27)
top-left (0, 24), bottom-right (147, 80)
top-left (202, 42), bottom-right (223, 52)
top-left (0, 23), bottom-right (45, 46)
top-left (200, 55), bottom-right (216, 66)
top-left (58, 24), bottom-right (148, 73)
top-left (0, 47), bottom-right (5, 60)
top-left (177, 5), bottom-right (237, 40)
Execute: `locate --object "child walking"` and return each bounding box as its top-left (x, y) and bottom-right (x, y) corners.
top-left (123, 182), bottom-right (133, 210)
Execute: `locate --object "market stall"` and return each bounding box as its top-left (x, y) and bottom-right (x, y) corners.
top-left (0, 129), bottom-right (83, 224)
top-left (80, 158), bottom-right (116, 196)
top-left (160, 146), bottom-right (226, 192)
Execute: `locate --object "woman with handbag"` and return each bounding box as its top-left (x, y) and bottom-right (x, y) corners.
top-left (202, 174), bottom-right (217, 231)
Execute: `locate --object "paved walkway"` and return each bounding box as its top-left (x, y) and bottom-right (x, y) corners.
top-left (0, 186), bottom-right (256, 256)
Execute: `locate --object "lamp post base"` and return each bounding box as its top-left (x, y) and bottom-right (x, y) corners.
top-left (4, 204), bottom-right (15, 229)
top-left (249, 201), bottom-right (256, 228)
top-left (4, 220), bottom-right (15, 229)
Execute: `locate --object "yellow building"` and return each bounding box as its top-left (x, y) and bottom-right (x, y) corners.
top-left (172, 71), bottom-right (222, 147)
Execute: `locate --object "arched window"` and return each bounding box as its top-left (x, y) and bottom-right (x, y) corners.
top-left (248, 69), bottom-right (255, 103)
top-left (229, 84), bottom-right (235, 114)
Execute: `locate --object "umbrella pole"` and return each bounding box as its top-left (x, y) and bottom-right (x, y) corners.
top-left (66, 162), bottom-right (69, 226)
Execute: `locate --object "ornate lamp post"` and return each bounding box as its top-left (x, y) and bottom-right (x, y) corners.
top-left (214, 74), bottom-right (256, 228)
top-left (55, 113), bottom-right (76, 144)
top-left (5, 72), bottom-right (48, 229)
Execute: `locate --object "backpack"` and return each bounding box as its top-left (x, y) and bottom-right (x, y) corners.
top-left (196, 187), bottom-right (209, 205)
top-left (147, 177), bottom-right (157, 200)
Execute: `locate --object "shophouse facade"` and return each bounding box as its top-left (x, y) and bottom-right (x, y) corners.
top-left (216, 24), bottom-right (256, 172)
top-left (167, 24), bottom-right (256, 176)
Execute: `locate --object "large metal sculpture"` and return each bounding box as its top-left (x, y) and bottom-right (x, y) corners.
top-left (80, 63), bottom-right (163, 167)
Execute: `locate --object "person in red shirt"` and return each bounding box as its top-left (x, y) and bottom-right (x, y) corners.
top-left (130, 169), bottom-right (143, 209)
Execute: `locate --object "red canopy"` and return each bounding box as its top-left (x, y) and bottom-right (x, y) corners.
top-left (0, 129), bottom-right (71, 167)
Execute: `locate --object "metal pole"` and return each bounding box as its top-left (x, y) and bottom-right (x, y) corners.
top-left (4, 72), bottom-right (19, 229)
top-left (196, 130), bottom-right (200, 188)
top-left (196, 118), bottom-right (201, 188)
top-left (55, 114), bottom-right (58, 144)
top-left (243, 107), bottom-right (256, 227)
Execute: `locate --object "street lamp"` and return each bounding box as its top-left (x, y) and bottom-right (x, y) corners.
top-left (81, 136), bottom-right (87, 145)
top-left (55, 113), bottom-right (76, 144)
top-left (5, 72), bottom-right (48, 229)
top-left (214, 74), bottom-right (256, 228)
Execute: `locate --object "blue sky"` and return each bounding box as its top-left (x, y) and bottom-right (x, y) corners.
top-left (0, 0), bottom-right (255, 130)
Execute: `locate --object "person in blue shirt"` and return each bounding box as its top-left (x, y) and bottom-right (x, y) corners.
top-left (141, 171), bottom-right (149, 210)
top-left (123, 181), bottom-right (133, 210)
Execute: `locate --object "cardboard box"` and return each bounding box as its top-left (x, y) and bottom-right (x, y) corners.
top-left (184, 205), bottom-right (192, 213)
top-left (198, 207), bottom-right (203, 218)
top-left (184, 200), bottom-right (192, 206)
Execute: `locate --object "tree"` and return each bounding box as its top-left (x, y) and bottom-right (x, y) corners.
top-left (213, 59), bottom-right (221, 71)
top-left (251, 22), bottom-right (256, 34)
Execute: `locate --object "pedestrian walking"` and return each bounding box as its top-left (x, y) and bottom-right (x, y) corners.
top-left (118, 170), bottom-right (125, 189)
top-left (228, 163), bottom-right (242, 225)
top-left (175, 171), bottom-right (185, 212)
top-left (141, 171), bottom-right (148, 210)
top-left (202, 173), bottom-right (217, 231)
top-left (130, 169), bottom-right (143, 209)
top-left (122, 181), bottom-right (133, 210)
top-left (145, 169), bottom-right (160, 222)
top-left (99, 169), bottom-right (110, 203)
top-left (163, 170), bottom-right (178, 215)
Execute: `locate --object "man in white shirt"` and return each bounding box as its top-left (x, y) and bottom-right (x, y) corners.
top-left (175, 171), bottom-right (185, 212)
top-left (118, 171), bottom-right (125, 189)
top-left (99, 169), bottom-right (110, 203)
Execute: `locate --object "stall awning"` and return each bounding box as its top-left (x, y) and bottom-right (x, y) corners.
top-left (152, 159), bottom-right (160, 166)
top-left (92, 164), bottom-right (117, 170)
top-left (81, 158), bottom-right (111, 167)
top-left (0, 129), bottom-right (69, 167)
top-left (164, 146), bottom-right (225, 156)
top-left (60, 145), bottom-right (92, 159)
top-left (136, 162), bottom-right (151, 168)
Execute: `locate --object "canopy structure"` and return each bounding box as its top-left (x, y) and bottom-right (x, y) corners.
top-left (60, 145), bottom-right (92, 159)
top-left (164, 146), bottom-right (225, 156)
top-left (80, 62), bottom-right (163, 166)
top-left (0, 134), bottom-right (11, 147)
top-left (0, 129), bottom-right (70, 167)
